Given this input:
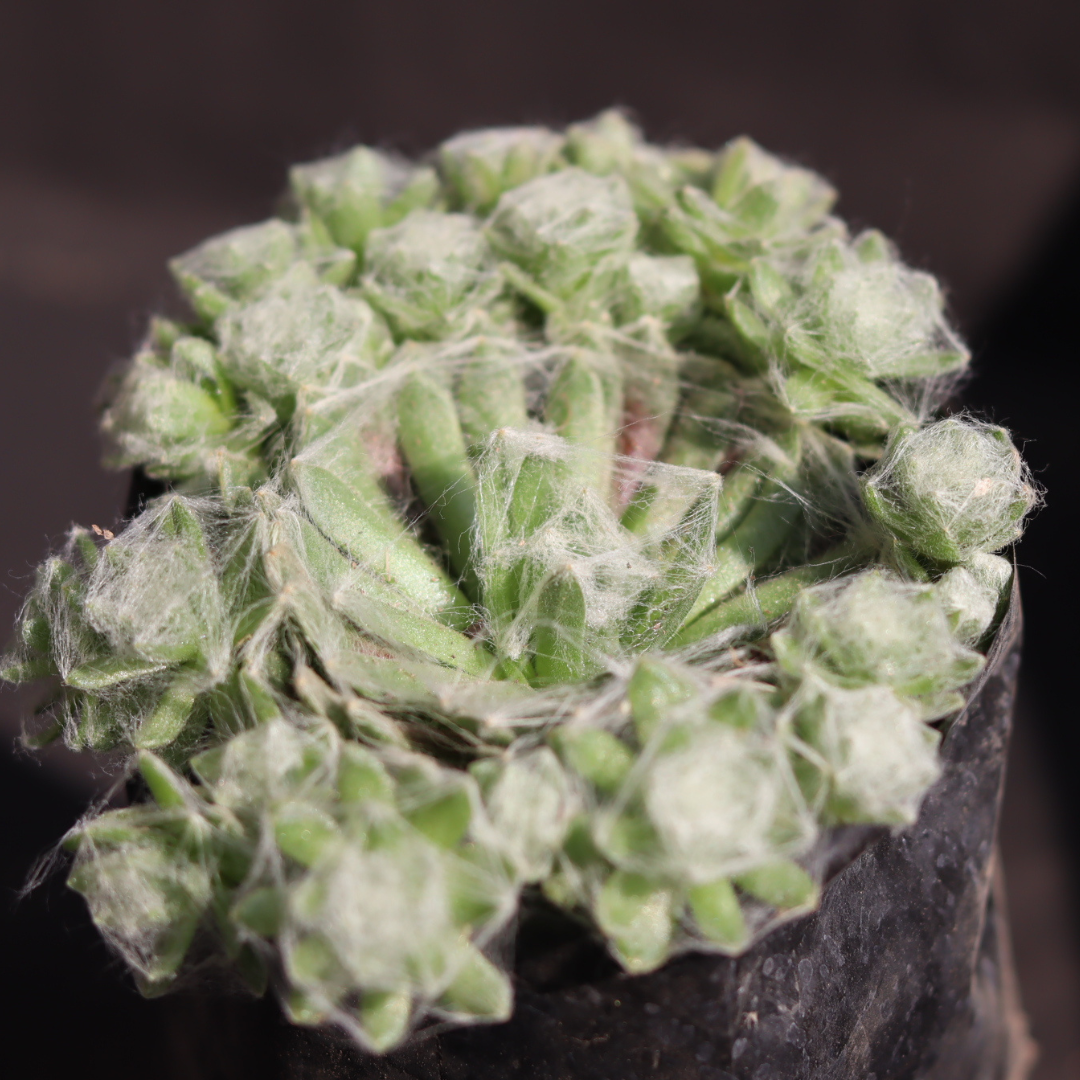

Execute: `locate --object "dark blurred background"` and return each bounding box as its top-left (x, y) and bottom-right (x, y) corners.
top-left (1, 2), bottom-right (1078, 1076)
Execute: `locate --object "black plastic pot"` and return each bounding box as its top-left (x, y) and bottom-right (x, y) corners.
top-left (163, 582), bottom-right (1032, 1080)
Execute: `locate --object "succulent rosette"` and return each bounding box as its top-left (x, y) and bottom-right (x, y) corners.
top-left (3, 111), bottom-right (1037, 1052)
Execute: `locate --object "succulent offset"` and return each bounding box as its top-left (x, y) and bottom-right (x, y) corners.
top-left (3, 111), bottom-right (1037, 1052)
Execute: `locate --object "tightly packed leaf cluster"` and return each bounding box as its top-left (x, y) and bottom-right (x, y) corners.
top-left (3, 111), bottom-right (1037, 1052)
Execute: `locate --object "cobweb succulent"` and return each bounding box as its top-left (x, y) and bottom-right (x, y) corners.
top-left (3, 110), bottom-right (1038, 1053)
